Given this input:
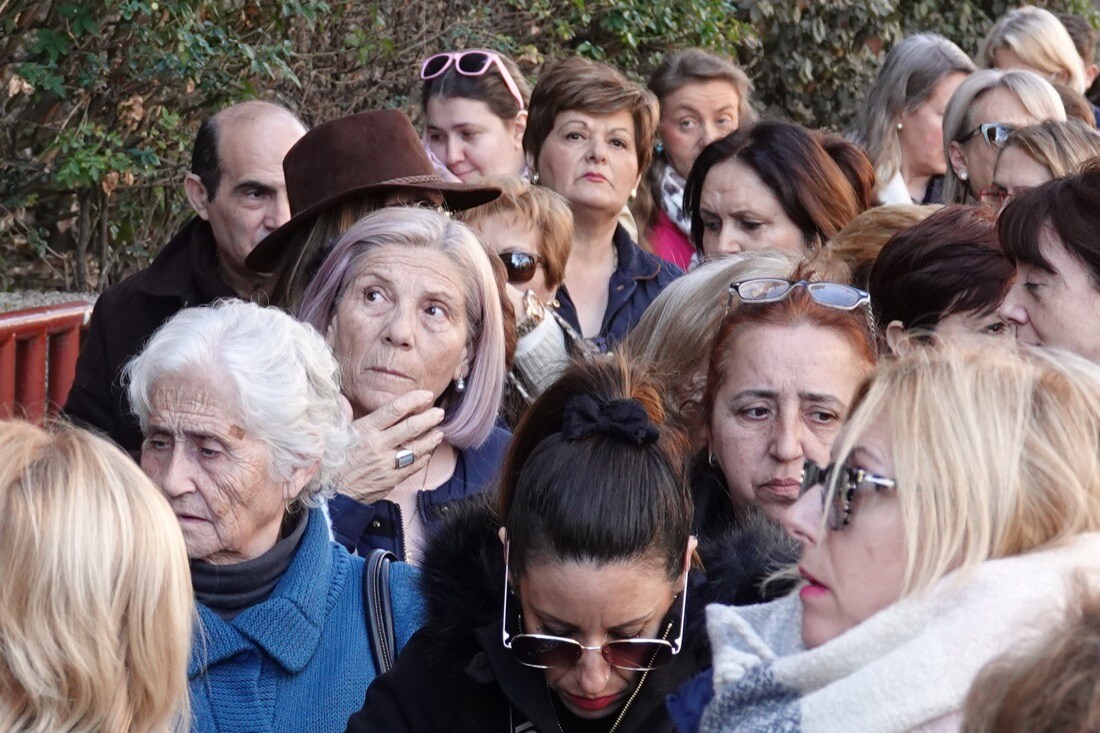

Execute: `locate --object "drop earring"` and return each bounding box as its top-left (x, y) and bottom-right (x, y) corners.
top-left (455, 377), bottom-right (466, 393)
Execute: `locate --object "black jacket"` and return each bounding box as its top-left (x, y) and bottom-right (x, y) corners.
top-left (344, 499), bottom-right (796, 733)
top-left (63, 218), bottom-right (237, 455)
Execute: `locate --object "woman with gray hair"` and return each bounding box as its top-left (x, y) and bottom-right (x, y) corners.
top-left (298, 206), bottom-right (508, 564)
top-left (125, 299), bottom-right (426, 733)
top-left (852, 33), bottom-right (974, 205)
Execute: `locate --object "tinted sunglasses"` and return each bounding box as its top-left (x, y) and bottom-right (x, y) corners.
top-left (800, 458), bottom-right (897, 531)
top-left (501, 541), bottom-right (688, 671)
top-left (420, 50), bottom-right (526, 112)
top-left (498, 251), bottom-right (544, 284)
top-left (958, 122), bottom-right (1014, 148)
top-left (727, 278), bottom-right (870, 311)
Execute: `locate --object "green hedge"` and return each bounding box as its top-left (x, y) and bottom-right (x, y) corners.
top-left (1, 0), bottom-right (1095, 291)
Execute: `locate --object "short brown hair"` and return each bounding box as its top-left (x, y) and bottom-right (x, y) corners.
top-left (962, 583), bottom-right (1100, 733)
top-left (1058, 13), bottom-right (1097, 65)
top-left (648, 48), bottom-right (754, 125)
top-left (524, 56), bottom-right (659, 177)
top-left (1054, 83), bottom-right (1097, 127)
top-left (868, 205), bottom-right (1012, 330)
top-left (460, 177), bottom-right (574, 291)
top-left (828, 204), bottom-right (939, 289)
top-left (998, 158), bottom-right (1100, 285)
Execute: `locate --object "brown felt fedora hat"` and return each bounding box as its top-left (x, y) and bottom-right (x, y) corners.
top-left (246, 109), bottom-right (500, 271)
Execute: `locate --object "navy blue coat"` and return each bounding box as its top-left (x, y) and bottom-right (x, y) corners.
top-left (329, 426), bottom-right (510, 559)
top-left (555, 225), bottom-right (682, 352)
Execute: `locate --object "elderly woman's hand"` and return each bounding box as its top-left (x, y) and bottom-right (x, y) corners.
top-left (334, 390), bottom-right (445, 504)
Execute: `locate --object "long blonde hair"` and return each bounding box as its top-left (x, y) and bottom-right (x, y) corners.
top-left (0, 421), bottom-right (193, 733)
top-left (829, 339), bottom-right (1100, 596)
top-left (979, 5), bottom-right (1088, 93)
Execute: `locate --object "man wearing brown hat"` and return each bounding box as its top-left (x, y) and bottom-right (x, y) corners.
top-left (64, 100), bottom-right (307, 455)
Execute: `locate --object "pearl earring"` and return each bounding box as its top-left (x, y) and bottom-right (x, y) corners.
top-left (896, 123), bottom-right (903, 131)
top-left (959, 171), bottom-right (968, 181)
top-left (455, 377), bottom-right (466, 393)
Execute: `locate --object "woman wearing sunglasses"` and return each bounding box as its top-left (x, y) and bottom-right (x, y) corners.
top-left (979, 118), bottom-right (1100, 210)
top-left (421, 49), bottom-right (531, 183)
top-left (697, 271), bottom-right (877, 539)
top-left (346, 354), bottom-right (795, 732)
top-left (524, 56), bottom-right (682, 351)
top-left (942, 68), bottom-right (1065, 204)
top-left (463, 177), bottom-right (598, 426)
top-left (690, 338), bottom-right (1100, 732)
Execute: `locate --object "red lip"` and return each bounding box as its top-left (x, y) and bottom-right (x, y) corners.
top-left (583, 172), bottom-right (607, 183)
top-left (799, 567), bottom-right (828, 598)
top-left (563, 691), bottom-right (621, 711)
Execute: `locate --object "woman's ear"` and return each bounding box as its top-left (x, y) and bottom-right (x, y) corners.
top-left (948, 140), bottom-right (969, 182)
top-left (498, 526), bottom-right (507, 546)
top-left (885, 320), bottom-right (911, 356)
top-left (511, 110), bottom-right (528, 149)
top-left (684, 535), bottom-right (699, 575)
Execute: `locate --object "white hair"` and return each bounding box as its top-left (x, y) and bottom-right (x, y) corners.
top-left (124, 299), bottom-right (354, 503)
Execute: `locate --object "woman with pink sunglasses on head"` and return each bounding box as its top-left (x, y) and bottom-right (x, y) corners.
top-left (421, 49), bottom-right (531, 183)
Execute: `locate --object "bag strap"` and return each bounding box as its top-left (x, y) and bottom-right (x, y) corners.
top-left (363, 548), bottom-right (398, 676)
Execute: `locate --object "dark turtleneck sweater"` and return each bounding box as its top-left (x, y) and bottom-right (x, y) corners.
top-left (190, 509), bottom-right (309, 620)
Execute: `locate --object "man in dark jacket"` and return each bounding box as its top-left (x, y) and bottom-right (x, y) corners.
top-left (63, 100), bottom-right (306, 455)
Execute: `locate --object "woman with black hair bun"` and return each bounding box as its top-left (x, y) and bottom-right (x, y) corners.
top-left (345, 354), bottom-right (796, 733)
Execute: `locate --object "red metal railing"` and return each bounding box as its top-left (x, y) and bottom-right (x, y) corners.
top-left (0, 302), bottom-right (94, 423)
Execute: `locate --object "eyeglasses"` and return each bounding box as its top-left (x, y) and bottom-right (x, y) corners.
top-left (420, 50), bottom-right (526, 112)
top-left (978, 182), bottom-right (1030, 210)
top-left (498, 251), bottom-right (544, 284)
top-left (958, 122), bottom-right (1014, 148)
top-left (501, 541), bottom-right (688, 671)
top-left (800, 458), bottom-right (897, 531)
top-left (727, 279), bottom-right (870, 311)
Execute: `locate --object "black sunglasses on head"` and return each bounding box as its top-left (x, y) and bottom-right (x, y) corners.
top-left (498, 251), bottom-right (544, 284)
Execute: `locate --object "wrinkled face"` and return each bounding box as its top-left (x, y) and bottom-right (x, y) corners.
top-left (999, 227), bottom-right (1100, 363)
top-left (991, 144), bottom-right (1053, 201)
top-left (425, 96), bottom-right (527, 182)
top-left (710, 324), bottom-right (868, 522)
top-left (791, 410), bottom-right (906, 649)
top-left (472, 211), bottom-right (554, 302)
top-left (194, 113), bottom-right (304, 273)
top-left (897, 72), bottom-right (966, 179)
top-left (518, 558), bottom-right (681, 721)
top-left (658, 80), bottom-right (742, 180)
top-left (951, 87), bottom-right (1043, 199)
top-left (536, 109), bottom-right (640, 218)
top-left (698, 159), bottom-right (806, 257)
top-left (141, 373), bottom-right (302, 565)
top-left (327, 244), bottom-right (470, 419)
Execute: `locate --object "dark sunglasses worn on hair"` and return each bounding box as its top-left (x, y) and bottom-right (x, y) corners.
top-left (957, 122), bottom-right (1014, 148)
top-left (420, 49), bottom-right (526, 112)
top-left (500, 541), bottom-right (688, 671)
top-left (498, 251), bottom-right (544, 285)
top-left (800, 458), bottom-right (897, 531)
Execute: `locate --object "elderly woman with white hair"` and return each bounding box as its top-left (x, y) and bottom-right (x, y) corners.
top-left (125, 299), bottom-right (426, 733)
top-left (298, 206), bottom-right (508, 564)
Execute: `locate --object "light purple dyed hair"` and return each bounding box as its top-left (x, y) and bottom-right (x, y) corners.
top-left (298, 207), bottom-right (505, 449)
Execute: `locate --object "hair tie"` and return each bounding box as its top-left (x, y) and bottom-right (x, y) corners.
top-left (561, 394), bottom-right (659, 445)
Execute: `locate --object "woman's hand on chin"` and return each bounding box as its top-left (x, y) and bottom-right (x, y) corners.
top-left (335, 390), bottom-right (445, 503)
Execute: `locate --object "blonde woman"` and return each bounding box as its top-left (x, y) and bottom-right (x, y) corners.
top-left (851, 34), bottom-right (974, 204)
top-left (983, 118), bottom-right (1100, 207)
top-left (942, 69), bottom-right (1065, 203)
top-left (980, 5), bottom-right (1089, 95)
top-left (689, 338), bottom-right (1100, 732)
top-left (0, 420), bottom-right (192, 733)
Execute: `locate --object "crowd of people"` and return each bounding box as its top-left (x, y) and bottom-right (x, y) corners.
top-left (6, 4), bottom-right (1100, 731)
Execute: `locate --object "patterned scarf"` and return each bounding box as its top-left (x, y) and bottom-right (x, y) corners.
top-left (657, 160), bottom-right (692, 237)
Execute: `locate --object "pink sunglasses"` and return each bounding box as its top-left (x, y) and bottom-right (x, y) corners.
top-left (420, 50), bottom-right (526, 112)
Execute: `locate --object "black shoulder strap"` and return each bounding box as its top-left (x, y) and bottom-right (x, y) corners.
top-left (363, 548), bottom-right (398, 676)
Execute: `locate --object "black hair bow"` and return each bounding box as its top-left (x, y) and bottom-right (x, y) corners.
top-left (561, 394), bottom-right (659, 445)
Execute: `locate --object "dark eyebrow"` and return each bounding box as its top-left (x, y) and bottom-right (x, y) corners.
top-left (531, 605), bottom-right (651, 633)
top-left (800, 393), bottom-right (844, 408)
top-left (233, 180), bottom-right (276, 196)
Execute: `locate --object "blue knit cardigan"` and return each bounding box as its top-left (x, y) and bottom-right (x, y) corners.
top-left (187, 507), bottom-right (425, 732)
